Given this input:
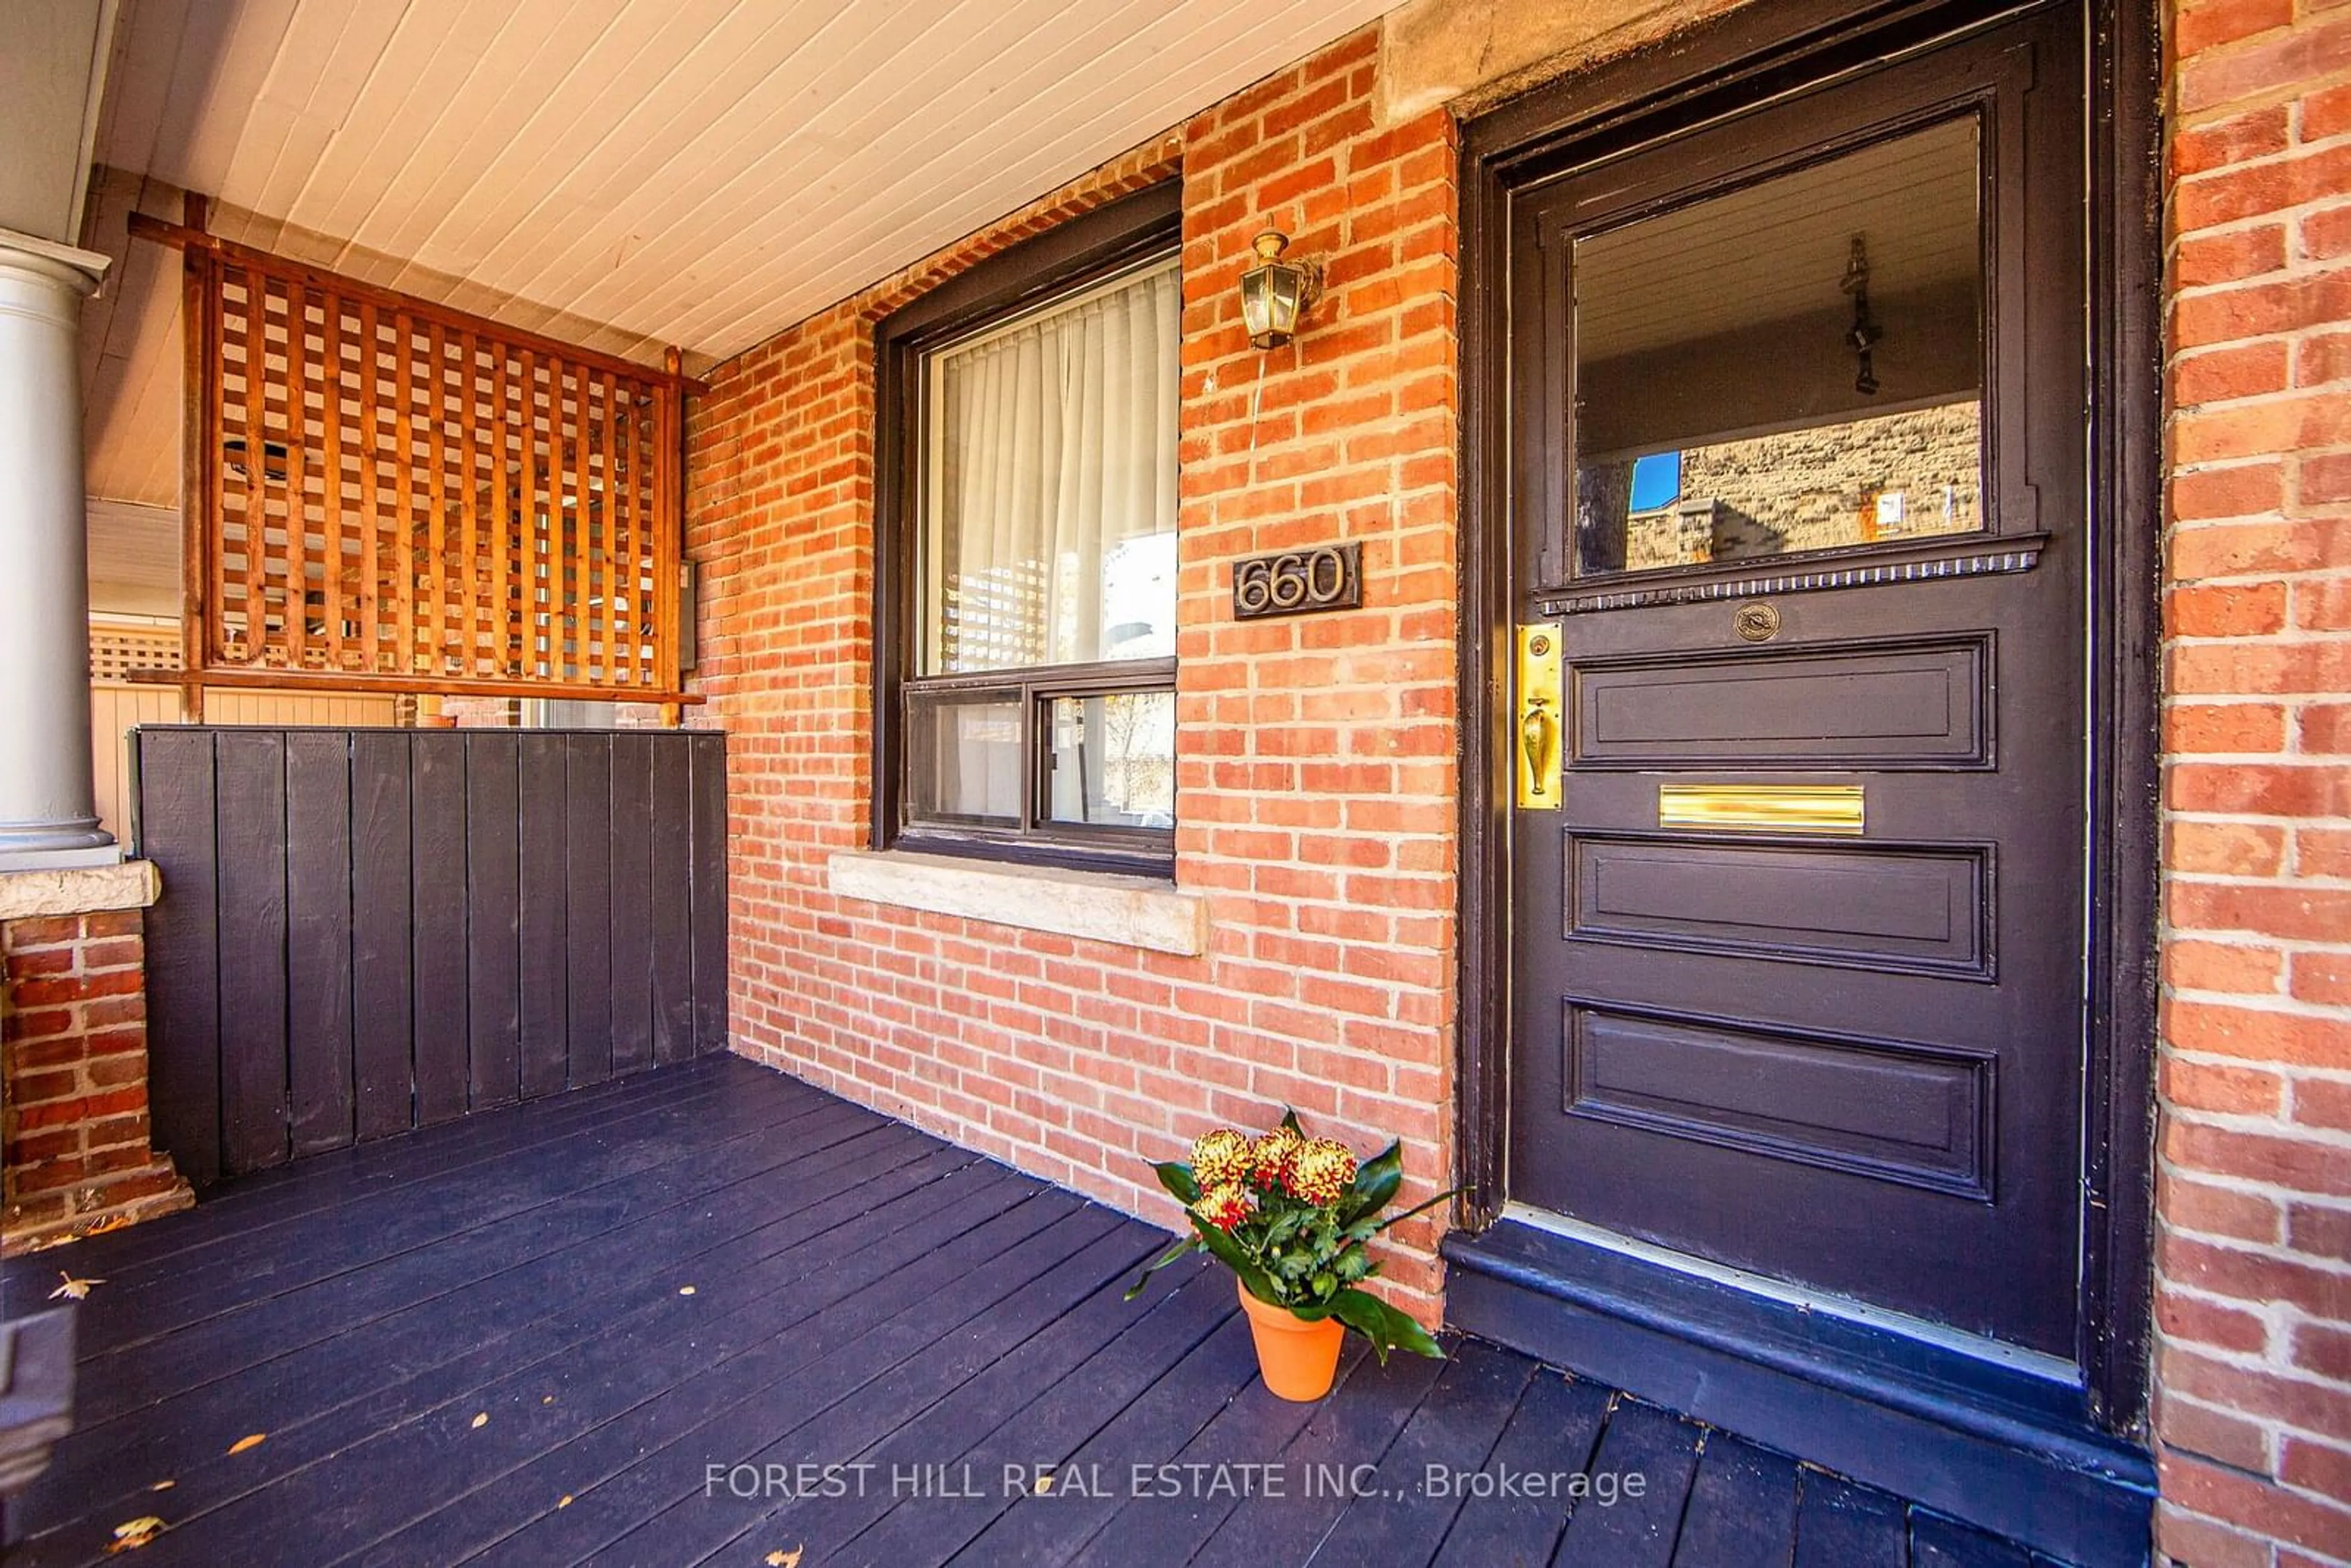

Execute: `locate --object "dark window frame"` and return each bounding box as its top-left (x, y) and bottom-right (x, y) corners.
top-left (872, 181), bottom-right (1183, 876)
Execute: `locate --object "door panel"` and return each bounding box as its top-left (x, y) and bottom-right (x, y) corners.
top-left (1505, 9), bottom-right (2087, 1354)
top-left (1572, 639), bottom-right (1991, 767)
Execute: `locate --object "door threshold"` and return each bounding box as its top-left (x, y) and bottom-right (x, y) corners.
top-left (1498, 1202), bottom-right (2080, 1384)
top-left (1443, 1214), bottom-right (2154, 1567)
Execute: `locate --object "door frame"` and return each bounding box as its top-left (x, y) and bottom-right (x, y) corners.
top-left (1452, 0), bottom-right (2163, 1434)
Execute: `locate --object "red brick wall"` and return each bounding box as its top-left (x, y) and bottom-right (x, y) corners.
top-left (2, 911), bottom-right (191, 1251)
top-left (686, 27), bottom-right (1462, 1321)
top-left (2154, 1), bottom-right (2351, 1562)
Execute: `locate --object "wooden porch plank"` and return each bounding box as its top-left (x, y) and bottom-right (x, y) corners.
top-left (17, 1111), bottom-right (967, 1564)
top-left (1302, 1338), bottom-right (1537, 1568)
top-left (482, 1212), bottom-right (1158, 1567)
top-left (563, 732), bottom-right (614, 1086)
top-left (408, 730), bottom-right (470, 1124)
top-left (171, 1177), bottom-right (1067, 1562)
top-left (517, 730), bottom-right (571, 1098)
top-left (4, 1057), bottom-right (2081, 1568)
top-left (135, 728), bottom-right (223, 1188)
top-left (1671, 1433), bottom-right (1802, 1568)
top-left (465, 733), bottom-right (523, 1109)
top-left (283, 729), bottom-right (356, 1156)
top-left (608, 731), bottom-right (656, 1073)
top-left (827, 1257), bottom-right (1237, 1568)
top-left (1911, 1510), bottom-right (2036, 1567)
top-left (1196, 1329), bottom-right (1451, 1568)
top-left (19, 1091), bottom-right (890, 1544)
top-left (1553, 1398), bottom-right (1706, 1567)
top-left (1428, 1367), bottom-right (1612, 1567)
top-left (58, 1072), bottom-right (751, 1376)
top-left (1062, 1341), bottom-right (1378, 1568)
top-left (212, 729), bottom-right (290, 1175)
top-left (1794, 1469), bottom-right (1911, 1566)
top-left (0, 1056), bottom-right (731, 1310)
top-left (947, 1283), bottom-right (1266, 1566)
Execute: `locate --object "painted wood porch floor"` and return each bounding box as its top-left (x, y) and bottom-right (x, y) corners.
top-left (4, 1054), bottom-right (2077, 1567)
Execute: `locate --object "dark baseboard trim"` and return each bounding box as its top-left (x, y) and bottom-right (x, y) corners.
top-left (1444, 1218), bottom-right (2154, 1567)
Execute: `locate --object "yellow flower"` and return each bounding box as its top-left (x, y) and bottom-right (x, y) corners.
top-left (1291, 1139), bottom-right (1359, 1206)
top-left (1194, 1182), bottom-right (1254, 1231)
top-left (1190, 1128), bottom-right (1253, 1188)
top-left (1250, 1125), bottom-right (1304, 1188)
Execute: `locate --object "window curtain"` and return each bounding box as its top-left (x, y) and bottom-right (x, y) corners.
top-left (932, 263), bottom-right (1180, 673)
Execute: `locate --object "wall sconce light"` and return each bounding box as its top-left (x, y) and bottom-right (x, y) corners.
top-left (1239, 229), bottom-right (1319, 350)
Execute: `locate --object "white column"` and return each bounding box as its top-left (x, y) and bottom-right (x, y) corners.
top-left (0, 229), bottom-right (113, 869)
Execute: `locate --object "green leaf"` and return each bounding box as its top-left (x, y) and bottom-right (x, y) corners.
top-left (1279, 1107), bottom-right (1304, 1135)
top-left (1340, 1142), bottom-right (1403, 1224)
top-left (1191, 1215), bottom-right (1278, 1302)
top-left (1327, 1288), bottom-right (1445, 1363)
top-left (1152, 1161), bottom-right (1200, 1205)
top-left (1123, 1235), bottom-right (1202, 1300)
top-left (1372, 1186), bottom-right (1464, 1235)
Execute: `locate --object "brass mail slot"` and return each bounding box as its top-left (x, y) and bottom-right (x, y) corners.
top-left (1658, 784), bottom-right (1865, 836)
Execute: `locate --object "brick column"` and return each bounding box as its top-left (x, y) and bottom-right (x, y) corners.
top-left (2153, 1), bottom-right (2351, 1562)
top-left (1, 863), bottom-right (192, 1251)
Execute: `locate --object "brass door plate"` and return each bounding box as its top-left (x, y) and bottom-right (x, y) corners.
top-left (1517, 625), bottom-right (1563, 809)
top-left (1658, 783), bottom-right (1865, 835)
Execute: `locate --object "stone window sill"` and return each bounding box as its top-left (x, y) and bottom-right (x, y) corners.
top-left (826, 850), bottom-right (1207, 956)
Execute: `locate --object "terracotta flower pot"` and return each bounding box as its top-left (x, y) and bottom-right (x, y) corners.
top-left (1237, 1279), bottom-right (1345, 1401)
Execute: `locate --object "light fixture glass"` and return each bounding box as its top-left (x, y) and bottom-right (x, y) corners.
top-left (1239, 230), bottom-right (1315, 349)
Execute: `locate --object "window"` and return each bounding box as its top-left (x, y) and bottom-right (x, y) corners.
top-left (876, 185), bottom-right (1182, 873)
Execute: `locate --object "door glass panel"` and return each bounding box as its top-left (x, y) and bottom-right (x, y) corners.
top-left (1572, 117), bottom-right (1984, 576)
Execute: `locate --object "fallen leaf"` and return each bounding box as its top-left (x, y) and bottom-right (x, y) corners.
top-left (50, 1272), bottom-right (104, 1301)
top-left (558, 1495), bottom-right (573, 1508)
top-left (108, 1517), bottom-right (167, 1552)
top-left (764, 1550), bottom-right (803, 1568)
top-left (542, 1395), bottom-right (555, 1404)
top-left (1035, 1471), bottom-right (1054, 1495)
top-left (227, 1433), bottom-right (266, 1455)
top-left (678, 1285), bottom-right (696, 1296)
top-left (148, 1481), bottom-right (174, 1493)
top-left (470, 1412), bottom-right (489, 1429)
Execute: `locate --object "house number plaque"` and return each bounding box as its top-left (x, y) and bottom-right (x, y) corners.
top-left (1232, 543), bottom-right (1362, 620)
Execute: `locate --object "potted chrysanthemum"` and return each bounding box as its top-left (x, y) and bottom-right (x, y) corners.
top-left (1126, 1112), bottom-right (1452, 1400)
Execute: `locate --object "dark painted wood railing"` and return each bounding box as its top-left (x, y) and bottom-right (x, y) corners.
top-left (135, 727), bottom-right (728, 1185)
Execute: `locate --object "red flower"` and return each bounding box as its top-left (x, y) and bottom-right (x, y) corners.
top-left (1194, 1182), bottom-right (1253, 1232)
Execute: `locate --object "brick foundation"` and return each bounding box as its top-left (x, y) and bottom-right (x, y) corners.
top-left (2, 889), bottom-right (192, 1253)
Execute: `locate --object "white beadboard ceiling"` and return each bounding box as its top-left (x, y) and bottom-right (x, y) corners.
top-left (81, 0), bottom-right (1393, 508)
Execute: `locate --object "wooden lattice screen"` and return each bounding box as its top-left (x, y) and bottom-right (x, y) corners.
top-left (135, 212), bottom-right (698, 705)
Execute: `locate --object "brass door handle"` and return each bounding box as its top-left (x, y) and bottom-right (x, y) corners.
top-left (1516, 625), bottom-right (1562, 809)
top-left (1522, 698), bottom-right (1556, 798)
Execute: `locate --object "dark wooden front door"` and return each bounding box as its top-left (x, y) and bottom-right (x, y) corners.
top-left (1505, 7), bottom-right (2089, 1355)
